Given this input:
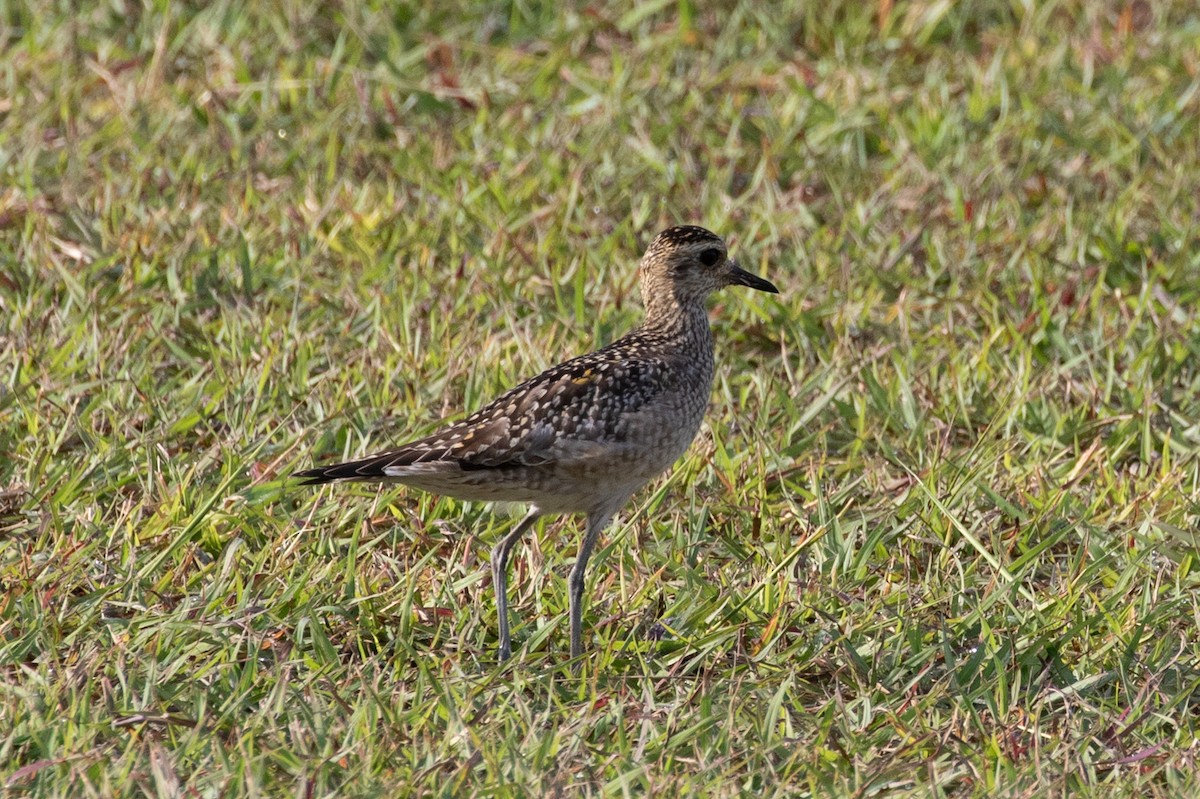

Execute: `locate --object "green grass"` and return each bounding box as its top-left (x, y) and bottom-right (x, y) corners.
top-left (3, 0), bottom-right (1200, 795)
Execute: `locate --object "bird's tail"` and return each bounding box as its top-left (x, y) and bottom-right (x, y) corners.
top-left (292, 453), bottom-right (401, 485)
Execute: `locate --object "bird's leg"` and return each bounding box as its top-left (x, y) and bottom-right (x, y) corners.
top-left (568, 511), bottom-right (615, 664)
top-left (491, 508), bottom-right (540, 662)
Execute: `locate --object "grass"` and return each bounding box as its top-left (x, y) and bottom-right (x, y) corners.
top-left (3, 0), bottom-right (1200, 795)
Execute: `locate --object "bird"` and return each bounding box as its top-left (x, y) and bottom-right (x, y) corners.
top-left (294, 225), bottom-right (778, 663)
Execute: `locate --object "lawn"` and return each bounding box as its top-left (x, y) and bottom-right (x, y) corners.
top-left (2, 1), bottom-right (1199, 796)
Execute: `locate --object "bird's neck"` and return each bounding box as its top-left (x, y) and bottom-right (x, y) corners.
top-left (640, 289), bottom-right (712, 343)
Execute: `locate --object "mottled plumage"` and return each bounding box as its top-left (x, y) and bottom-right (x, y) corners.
top-left (295, 225), bottom-right (778, 663)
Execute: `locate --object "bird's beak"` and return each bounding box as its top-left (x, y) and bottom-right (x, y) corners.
top-left (728, 261), bottom-right (779, 294)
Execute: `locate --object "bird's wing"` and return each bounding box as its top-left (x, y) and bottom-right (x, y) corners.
top-left (294, 340), bottom-right (667, 484)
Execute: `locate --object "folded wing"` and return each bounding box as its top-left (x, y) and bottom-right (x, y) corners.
top-left (294, 339), bottom-right (667, 485)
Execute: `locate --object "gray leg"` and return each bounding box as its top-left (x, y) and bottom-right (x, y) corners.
top-left (567, 511), bottom-right (615, 662)
top-left (491, 508), bottom-right (540, 661)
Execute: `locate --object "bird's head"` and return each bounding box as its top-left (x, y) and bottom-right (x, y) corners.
top-left (640, 226), bottom-right (778, 314)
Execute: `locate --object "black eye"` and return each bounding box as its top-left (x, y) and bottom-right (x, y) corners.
top-left (698, 248), bottom-right (721, 266)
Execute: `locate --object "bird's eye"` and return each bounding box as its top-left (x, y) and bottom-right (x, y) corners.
top-left (698, 248), bottom-right (721, 266)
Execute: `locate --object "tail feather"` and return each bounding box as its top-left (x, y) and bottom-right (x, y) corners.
top-left (293, 461), bottom-right (374, 485)
top-left (293, 450), bottom-right (417, 485)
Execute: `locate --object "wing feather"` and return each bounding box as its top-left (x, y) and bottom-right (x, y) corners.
top-left (293, 335), bottom-right (669, 485)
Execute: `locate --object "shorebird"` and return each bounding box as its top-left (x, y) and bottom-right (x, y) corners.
top-left (295, 225), bottom-right (778, 662)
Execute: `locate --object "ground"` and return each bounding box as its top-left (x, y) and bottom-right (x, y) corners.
top-left (2, 1), bottom-right (1199, 796)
